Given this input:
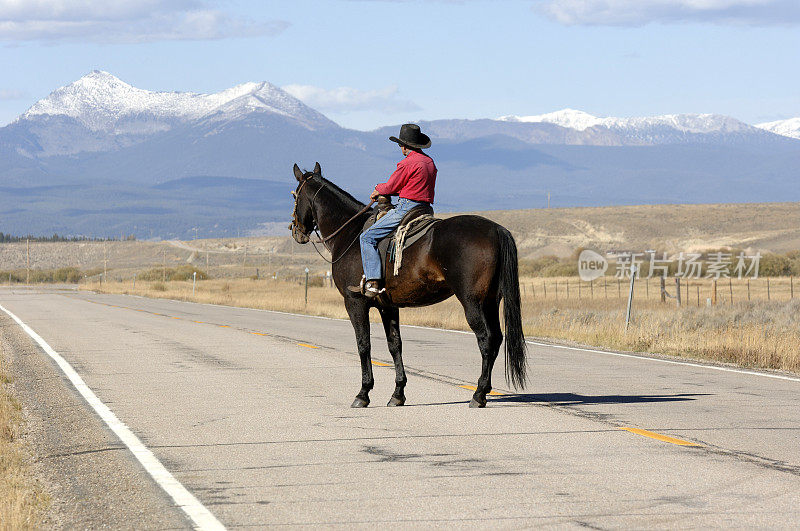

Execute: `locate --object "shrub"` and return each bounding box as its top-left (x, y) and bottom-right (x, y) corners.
top-left (759, 253), bottom-right (793, 277)
top-left (138, 266), bottom-right (208, 282)
top-left (151, 282), bottom-right (167, 292)
top-left (53, 267), bottom-right (82, 283)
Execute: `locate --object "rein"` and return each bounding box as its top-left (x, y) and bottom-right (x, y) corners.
top-left (292, 176), bottom-right (375, 263)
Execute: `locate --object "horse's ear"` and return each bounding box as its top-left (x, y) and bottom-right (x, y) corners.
top-left (293, 163), bottom-right (304, 181)
top-left (313, 161), bottom-right (321, 175)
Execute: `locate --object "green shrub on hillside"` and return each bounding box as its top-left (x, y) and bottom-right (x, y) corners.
top-left (138, 266), bottom-right (208, 282)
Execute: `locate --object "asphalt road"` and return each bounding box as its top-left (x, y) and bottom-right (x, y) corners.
top-left (1, 285), bottom-right (799, 528)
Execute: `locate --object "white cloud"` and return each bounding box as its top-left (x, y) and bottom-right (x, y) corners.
top-left (0, 0), bottom-right (289, 43)
top-left (0, 89), bottom-right (26, 99)
top-left (538, 0), bottom-right (800, 26)
top-left (282, 84), bottom-right (421, 114)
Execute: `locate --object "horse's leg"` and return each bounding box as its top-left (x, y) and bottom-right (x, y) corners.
top-left (378, 306), bottom-right (406, 406)
top-left (345, 297), bottom-right (373, 408)
top-left (463, 299), bottom-right (503, 408)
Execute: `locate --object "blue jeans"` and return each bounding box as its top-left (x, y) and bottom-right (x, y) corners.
top-left (360, 198), bottom-right (429, 280)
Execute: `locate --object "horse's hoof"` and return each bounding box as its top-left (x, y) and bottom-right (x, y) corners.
top-left (351, 397), bottom-right (370, 408)
top-left (387, 396), bottom-right (405, 407)
top-left (469, 398), bottom-right (486, 408)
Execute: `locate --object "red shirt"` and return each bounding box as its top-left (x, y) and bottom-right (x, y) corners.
top-left (375, 151), bottom-right (437, 203)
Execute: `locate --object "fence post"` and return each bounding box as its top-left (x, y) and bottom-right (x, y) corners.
top-left (711, 279), bottom-right (717, 305)
top-left (660, 276), bottom-right (666, 303)
top-left (133, 273), bottom-right (136, 289)
top-left (578, 280), bottom-right (581, 299)
top-left (625, 264), bottom-right (637, 331)
top-left (567, 281), bottom-right (570, 299)
top-left (617, 278), bottom-right (621, 298)
top-left (729, 278), bottom-right (733, 305)
top-left (696, 284), bottom-right (700, 307)
top-left (675, 277), bottom-right (681, 307)
top-left (304, 267), bottom-right (309, 305)
top-left (646, 277), bottom-right (649, 299)
top-left (543, 281), bottom-right (547, 298)
top-left (192, 271), bottom-right (197, 295)
top-left (604, 279), bottom-right (607, 298)
top-left (767, 278), bottom-right (770, 301)
top-left (590, 280), bottom-right (594, 299)
top-left (791, 276), bottom-right (794, 299)
top-left (747, 279), bottom-right (751, 301)
top-left (555, 280), bottom-right (558, 300)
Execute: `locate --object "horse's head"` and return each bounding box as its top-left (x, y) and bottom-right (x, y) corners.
top-left (289, 162), bottom-right (322, 244)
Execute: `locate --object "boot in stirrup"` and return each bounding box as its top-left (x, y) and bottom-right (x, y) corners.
top-left (347, 276), bottom-right (384, 298)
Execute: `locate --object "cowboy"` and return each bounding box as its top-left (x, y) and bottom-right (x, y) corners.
top-left (349, 123), bottom-right (437, 298)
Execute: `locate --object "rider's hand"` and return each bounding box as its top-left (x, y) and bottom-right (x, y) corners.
top-left (369, 188), bottom-right (379, 201)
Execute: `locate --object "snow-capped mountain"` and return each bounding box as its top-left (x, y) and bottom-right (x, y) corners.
top-left (7, 70), bottom-right (337, 156)
top-left (21, 70), bottom-right (336, 132)
top-left (496, 108), bottom-right (765, 145)
top-left (499, 109), bottom-right (603, 131)
top-left (756, 117), bottom-right (800, 140)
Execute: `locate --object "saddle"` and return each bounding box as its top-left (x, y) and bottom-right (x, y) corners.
top-left (363, 196), bottom-right (440, 277)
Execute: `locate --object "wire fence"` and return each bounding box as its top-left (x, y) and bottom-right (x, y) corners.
top-left (519, 276), bottom-right (796, 305)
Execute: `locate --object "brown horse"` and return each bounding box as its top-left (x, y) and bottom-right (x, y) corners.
top-left (290, 162), bottom-right (526, 408)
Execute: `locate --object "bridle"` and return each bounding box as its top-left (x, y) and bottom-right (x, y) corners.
top-left (290, 174), bottom-right (375, 264)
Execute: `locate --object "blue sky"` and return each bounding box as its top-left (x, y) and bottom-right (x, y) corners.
top-left (1, 0), bottom-right (799, 130)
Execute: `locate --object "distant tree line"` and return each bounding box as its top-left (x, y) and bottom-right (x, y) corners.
top-left (0, 233), bottom-right (136, 243)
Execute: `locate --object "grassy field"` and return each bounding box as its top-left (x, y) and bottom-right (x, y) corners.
top-left (0, 337), bottom-right (46, 528)
top-left (87, 276), bottom-right (800, 375)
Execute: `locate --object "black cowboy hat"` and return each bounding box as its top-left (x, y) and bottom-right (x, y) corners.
top-left (389, 123), bottom-right (431, 150)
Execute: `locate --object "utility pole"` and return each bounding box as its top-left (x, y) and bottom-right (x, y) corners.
top-left (546, 192), bottom-right (551, 209)
top-left (103, 243), bottom-right (108, 284)
top-left (26, 238), bottom-right (30, 284)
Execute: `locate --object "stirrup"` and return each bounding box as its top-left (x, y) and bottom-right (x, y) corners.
top-left (347, 276), bottom-right (385, 298)
top-left (347, 275), bottom-right (366, 294)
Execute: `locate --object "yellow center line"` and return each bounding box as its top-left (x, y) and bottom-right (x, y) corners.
top-left (297, 343), bottom-right (319, 349)
top-left (459, 384), bottom-right (504, 396)
top-left (251, 332), bottom-right (269, 336)
top-left (371, 360), bottom-right (392, 367)
top-left (620, 427), bottom-right (703, 447)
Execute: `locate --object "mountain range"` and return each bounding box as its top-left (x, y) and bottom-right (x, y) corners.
top-left (1, 71), bottom-right (799, 238)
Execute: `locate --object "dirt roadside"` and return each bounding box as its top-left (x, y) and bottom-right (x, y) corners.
top-left (0, 312), bottom-right (190, 529)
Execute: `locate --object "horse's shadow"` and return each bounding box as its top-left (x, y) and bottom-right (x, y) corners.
top-left (408, 392), bottom-right (709, 407)
top-left (489, 392), bottom-right (710, 405)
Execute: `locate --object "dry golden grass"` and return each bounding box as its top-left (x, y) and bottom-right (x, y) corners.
top-left (0, 344), bottom-right (47, 529)
top-left (88, 275), bottom-right (800, 374)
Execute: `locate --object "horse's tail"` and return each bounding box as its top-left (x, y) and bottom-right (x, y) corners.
top-left (497, 226), bottom-right (527, 390)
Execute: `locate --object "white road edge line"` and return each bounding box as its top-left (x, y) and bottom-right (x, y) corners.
top-left (90, 292), bottom-right (800, 384)
top-left (0, 303), bottom-right (226, 531)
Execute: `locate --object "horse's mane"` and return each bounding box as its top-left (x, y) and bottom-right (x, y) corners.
top-left (310, 173), bottom-right (366, 212)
